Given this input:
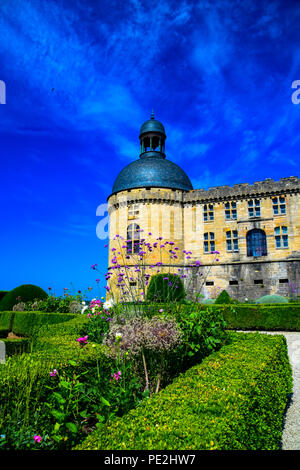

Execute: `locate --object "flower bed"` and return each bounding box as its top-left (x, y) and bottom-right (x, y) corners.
top-left (0, 305), bottom-right (227, 450)
top-left (75, 332), bottom-right (292, 450)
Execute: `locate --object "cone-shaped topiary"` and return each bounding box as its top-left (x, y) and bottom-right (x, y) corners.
top-left (256, 294), bottom-right (288, 304)
top-left (0, 284), bottom-right (48, 311)
top-left (146, 273), bottom-right (186, 303)
top-left (215, 289), bottom-right (233, 304)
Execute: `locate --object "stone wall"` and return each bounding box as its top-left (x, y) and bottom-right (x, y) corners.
top-left (106, 177), bottom-right (300, 301)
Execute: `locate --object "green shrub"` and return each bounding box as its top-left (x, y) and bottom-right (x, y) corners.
top-left (0, 338), bottom-right (30, 356)
top-left (146, 273), bottom-right (185, 303)
top-left (219, 303), bottom-right (300, 331)
top-left (256, 295), bottom-right (288, 304)
top-left (11, 311), bottom-right (76, 337)
top-left (75, 332), bottom-right (292, 450)
top-left (200, 298), bottom-right (215, 304)
top-left (0, 291), bottom-right (9, 302)
top-left (0, 311), bottom-right (14, 332)
top-left (167, 302), bottom-right (300, 332)
top-left (0, 285), bottom-right (48, 311)
top-left (215, 289), bottom-right (233, 304)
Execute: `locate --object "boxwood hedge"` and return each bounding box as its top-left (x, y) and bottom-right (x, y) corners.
top-left (74, 332), bottom-right (292, 451)
top-left (163, 303), bottom-right (300, 332)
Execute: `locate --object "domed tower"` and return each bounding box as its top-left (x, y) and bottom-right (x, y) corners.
top-left (111, 112), bottom-right (193, 194)
top-left (107, 113), bottom-right (193, 301)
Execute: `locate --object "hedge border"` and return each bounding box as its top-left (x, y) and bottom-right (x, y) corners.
top-left (74, 332), bottom-right (292, 451)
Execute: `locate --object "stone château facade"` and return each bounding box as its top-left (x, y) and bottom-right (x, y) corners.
top-left (107, 113), bottom-right (300, 301)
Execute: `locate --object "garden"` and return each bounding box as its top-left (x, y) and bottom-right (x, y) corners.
top-left (0, 234), bottom-right (297, 451)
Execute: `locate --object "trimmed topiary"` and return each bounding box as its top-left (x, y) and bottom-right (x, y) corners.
top-left (0, 291), bottom-right (9, 302)
top-left (215, 289), bottom-right (233, 304)
top-left (0, 284), bottom-right (48, 311)
top-left (256, 295), bottom-right (288, 304)
top-left (146, 273), bottom-right (185, 303)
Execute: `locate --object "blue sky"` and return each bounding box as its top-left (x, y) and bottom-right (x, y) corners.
top-left (0, 0), bottom-right (300, 298)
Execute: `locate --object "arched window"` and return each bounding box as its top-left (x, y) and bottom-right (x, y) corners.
top-left (275, 226), bottom-right (288, 248)
top-left (127, 223), bottom-right (140, 255)
top-left (246, 229), bottom-right (267, 257)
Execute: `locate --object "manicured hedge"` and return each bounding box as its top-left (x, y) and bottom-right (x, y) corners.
top-left (0, 311), bottom-right (77, 337)
top-left (0, 284), bottom-right (48, 311)
top-left (0, 338), bottom-right (30, 356)
top-left (0, 312), bottom-right (14, 332)
top-left (218, 304), bottom-right (300, 331)
top-left (163, 303), bottom-right (300, 332)
top-left (75, 332), bottom-right (292, 450)
top-left (11, 311), bottom-right (77, 337)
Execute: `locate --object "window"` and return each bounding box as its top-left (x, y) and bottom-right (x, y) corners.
top-left (204, 232), bottom-right (215, 253)
top-left (205, 281), bottom-right (214, 286)
top-left (229, 280), bottom-right (239, 285)
top-left (248, 199), bottom-right (261, 218)
top-left (128, 204), bottom-right (139, 218)
top-left (127, 223), bottom-right (140, 254)
top-left (203, 204), bottom-right (214, 222)
top-left (279, 279), bottom-right (289, 284)
top-left (246, 229), bottom-right (267, 257)
top-left (254, 279), bottom-right (264, 284)
top-left (275, 226), bottom-right (289, 248)
top-left (272, 196), bottom-right (286, 215)
top-left (225, 201), bottom-right (237, 220)
top-left (226, 230), bottom-right (239, 252)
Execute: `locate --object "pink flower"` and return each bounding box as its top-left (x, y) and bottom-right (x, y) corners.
top-left (34, 435), bottom-right (42, 443)
top-left (76, 335), bottom-right (88, 347)
top-left (111, 371), bottom-right (122, 382)
top-left (50, 369), bottom-right (58, 377)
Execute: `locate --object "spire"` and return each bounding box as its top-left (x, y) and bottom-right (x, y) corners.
top-left (151, 109), bottom-right (155, 120)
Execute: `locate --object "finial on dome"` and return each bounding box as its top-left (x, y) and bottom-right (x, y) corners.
top-left (151, 109), bottom-right (155, 120)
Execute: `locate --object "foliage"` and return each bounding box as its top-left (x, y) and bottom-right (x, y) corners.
top-left (200, 298), bottom-right (215, 304)
top-left (216, 303), bottom-right (300, 331)
top-left (146, 273), bottom-right (185, 303)
top-left (0, 291), bottom-right (9, 302)
top-left (0, 311), bottom-right (76, 337)
top-left (0, 338), bottom-right (30, 356)
top-left (25, 294), bottom-right (85, 313)
top-left (256, 295), bottom-right (289, 304)
top-left (215, 289), bottom-right (233, 304)
top-left (0, 285), bottom-right (48, 312)
top-left (75, 332), bottom-right (292, 450)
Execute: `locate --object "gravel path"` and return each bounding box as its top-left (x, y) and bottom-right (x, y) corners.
top-left (239, 330), bottom-right (300, 450)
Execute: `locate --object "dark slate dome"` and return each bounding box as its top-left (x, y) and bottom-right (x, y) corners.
top-left (110, 112), bottom-right (193, 195)
top-left (111, 155), bottom-right (193, 194)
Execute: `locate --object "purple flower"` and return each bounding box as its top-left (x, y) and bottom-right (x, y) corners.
top-left (50, 369), bottom-right (58, 377)
top-left (34, 435), bottom-right (42, 443)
